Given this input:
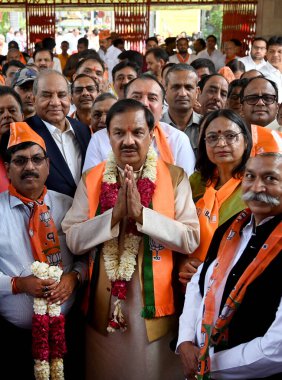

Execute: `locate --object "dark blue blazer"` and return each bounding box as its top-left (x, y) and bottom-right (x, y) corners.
top-left (25, 115), bottom-right (91, 197)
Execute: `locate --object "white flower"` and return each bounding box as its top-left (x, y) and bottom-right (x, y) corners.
top-left (48, 266), bottom-right (63, 282)
top-left (103, 151), bottom-right (118, 183)
top-left (142, 146), bottom-right (157, 182)
top-left (34, 360), bottom-right (50, 380)
top-left (103, 234), bottom-right (141, 282)
top-left (48, 302), bottom-right (61, 317)
top-left (33, 298), bottom-right (48, 315)
top-left (50, 358), bottom-right (64, 380)
top-left (31, 262), bottom-right (49, 280)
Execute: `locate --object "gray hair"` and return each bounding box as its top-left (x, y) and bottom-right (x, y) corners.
top-left (165, 63), bottom-right (197, 86)
top-left (33, 69), bottom-right (70, 95)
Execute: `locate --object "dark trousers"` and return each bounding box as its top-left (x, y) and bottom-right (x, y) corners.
top-left (0, 304), bottom-right (86, 380)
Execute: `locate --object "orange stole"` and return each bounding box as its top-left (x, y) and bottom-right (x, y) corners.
top-left (8, 184), bottom-right (62, 266)
top-left (191, 177), bottom-right (241, 262)
top-left (85, 159), bottom-right (176, 318)
top-left (176, 53), bottom-right (190, 63)
top-left (153, 123), bottom-right (174, 164)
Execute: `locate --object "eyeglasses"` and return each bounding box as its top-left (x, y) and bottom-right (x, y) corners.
top-left (205, 132), bottom-right (243, 147)
top-left (73, 85), bottom-right (98, 95)
top-left (242, 94), bottom-right (277, 105)
top-left (11, 155), bottom-right (47, 167)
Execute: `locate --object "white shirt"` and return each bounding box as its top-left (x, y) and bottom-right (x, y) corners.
top-left (0, 190), bottom-right (87, 329)
top-left (177, 216), bottom-right (282, 379)
top-left (82, 121), bottom-right (196, 176)
top-left (266, 119), bottom-right (282, 132)
top-left (197, 49), bottom-right (225, 71)
top-left (98, 45), bottom-right (121, 83)
top-left (43, 119), bottom-right (82, 185)
top-left (238, 55), bottom-right (266, 72)
top-left (260, 61), bottom-right (282, 103)
top-left (53, 56), bottom-right (62, 73)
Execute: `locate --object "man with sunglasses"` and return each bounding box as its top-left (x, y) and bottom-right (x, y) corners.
top-left (70, 74), bottom-right (99, 129)
top-left (240, 76), bottom-right (279, 128)
top-left (239, 76), bottom-right (282, 155)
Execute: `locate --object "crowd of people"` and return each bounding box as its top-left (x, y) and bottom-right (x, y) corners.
top-left (0, 27), bottom-right (282, 380)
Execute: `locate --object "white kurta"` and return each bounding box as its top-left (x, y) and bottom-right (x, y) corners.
top-left (62, 168), bottom-right (200, 380)
top-left (196, 49), bottom-right (225, 71)
top-left (238, 55), bottom-right (266, 72)
top-left (260, 61), bottom-right (282, 103)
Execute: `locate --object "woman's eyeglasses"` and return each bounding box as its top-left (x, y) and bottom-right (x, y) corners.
top-left (205, 132), bottom-right (243, 147)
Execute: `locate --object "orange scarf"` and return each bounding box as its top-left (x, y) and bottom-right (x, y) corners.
top-left (198, 209), bottom-right (282, 379)
top-left (177, 53), bottom-right (190, 63)
top-left (154, 123), bottom-right (174, 164)
top-left (191, 176), bottom-right (241, 262)
top-left (9, 184), bottom-right (62, 266)
top-left (85, 159), bottom-right (176, 318)
top-left (0, 157), bottom-right (9, 193)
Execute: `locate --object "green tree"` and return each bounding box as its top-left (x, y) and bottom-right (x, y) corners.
top-left (202, 5), bottom-right (223, 46)
top-left (0, 12), bottom-right (10, 35)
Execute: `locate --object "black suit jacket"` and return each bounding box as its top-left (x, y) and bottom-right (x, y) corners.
top-left (25, 115), bottom-right (91, 197)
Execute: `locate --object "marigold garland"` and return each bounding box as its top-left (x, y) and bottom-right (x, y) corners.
top-left (101, 146), bottom-right (157, 332)
top-left (31, 261), bottom-right (66, 380)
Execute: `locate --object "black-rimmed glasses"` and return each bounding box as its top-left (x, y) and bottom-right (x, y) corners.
top-left (11, 156), bottom-right (47, 167)
top-left (242, 94), bottom-right (277, 105)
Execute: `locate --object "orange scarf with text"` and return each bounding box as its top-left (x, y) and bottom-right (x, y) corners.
top-left (192, 176), bottom-right (241, 262)
top-left (153, 123), bottom-right (174, 164)
top-left (9, 184), bottom-right (62, 266)
top-left (85, 159), bottom-right (176, 318)
top-left (197, 209), bottom-right (282, 379)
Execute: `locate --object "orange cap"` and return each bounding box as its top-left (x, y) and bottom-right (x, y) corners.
top-left (251, 125), bottom-right (282, 156)
top-left (99, 29), bottom-right (111, 40)
top-left (8, 122), bottom-right (46, 152)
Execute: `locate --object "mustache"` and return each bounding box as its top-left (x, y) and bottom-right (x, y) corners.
top-left (242, 191), bottom-right (280, 206)
top-left (121, 144), bottom-right (138, 151)
top-left (21, 171), bottom-right (39, 180)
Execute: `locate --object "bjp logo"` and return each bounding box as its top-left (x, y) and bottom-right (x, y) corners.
top-left (149, 238), bottom-right (164, 261)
